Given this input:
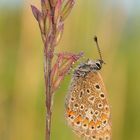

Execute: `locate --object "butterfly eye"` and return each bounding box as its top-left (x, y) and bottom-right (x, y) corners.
top-left (95, 62), bottom-right (101, 70)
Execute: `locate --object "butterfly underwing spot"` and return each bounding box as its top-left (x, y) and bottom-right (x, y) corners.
top-left (79, 89), bottom-right (84, 99)
top-left (94, 83), bottom-right (101, 91)
top-left (98, 102), bottom-right (104, 109)
top-left (73, 103), bottom-right (79, 111)
top-left (91, 135), bottom-right (96, 140)
top-left (104, 105), bottom-right (110, 115)
top-left (103, 130), bottom-right (111, 140)
top-left (85, 108), bottom-right (94, 121)
top-left (74, 103), bottom-right (79, 108)
top-left (99, 92), bottom-right (106, 100)
top-left (74, 115), bottom-right (83, 127)
top-left (98, 136), bottom-right (103, 140)
top-left (94, 110), bottom-right (100, 117)
top-left (82, 118), bottom-right (89, 129)
top-left (89, 120), bottom-right (96, 131)
top-left (101, 114), bottom-right (108, 127)
top-left (70, 96), bottom-right (75, 102)
top-left (105, 135), bottom-right (110, 140)
top-left (80, 104), bottom-right (84, 110)
top-left (96, 124), bottom-right (101, 131)
top-left (86, 88), bottom-right (91, 94)
top-left (104, 105), bottom-right (109, 111)
top-left (102, 119), bottom-right (108, 127)
top-left (88, 95), bottom-right (95, 104)
top-left (96, 120), bottom-right (102, 130)
top-left (67, 110), bottom-right (76, 123)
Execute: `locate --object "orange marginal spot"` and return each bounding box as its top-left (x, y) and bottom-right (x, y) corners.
top-left (74, 115), bottom-right (83, 123)
top-left (67, 109), bottom-right (75, 117)
top-left (68, 111), bottom-right (75, 116)
top-left (89, 120), bottom-right (95, 127)
top-left (82, 118), bottom-right (89, 125)
top-left (95, 120), bottom-right (102, 127)
top-left (101, 113), bottom-right (107, 120)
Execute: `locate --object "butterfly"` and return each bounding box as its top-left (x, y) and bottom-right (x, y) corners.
top-left (65, 36), bottom-right (112, 140)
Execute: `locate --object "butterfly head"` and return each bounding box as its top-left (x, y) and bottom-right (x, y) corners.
top-left (74, 36), bottom-right (105, 77)
top-left (74, 59), bottom-right (104, 78)
top-left (86, 59), bottom-right (105, 71)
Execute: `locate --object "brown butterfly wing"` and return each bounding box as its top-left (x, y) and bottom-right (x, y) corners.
top-left (65, 71), bottom-right (111, 140)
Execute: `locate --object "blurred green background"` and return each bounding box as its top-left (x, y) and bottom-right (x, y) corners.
top-left (0, 0), bottom-right (140, 140)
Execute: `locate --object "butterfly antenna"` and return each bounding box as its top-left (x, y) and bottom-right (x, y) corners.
top-left (94, 36), bottom-right (105, 64)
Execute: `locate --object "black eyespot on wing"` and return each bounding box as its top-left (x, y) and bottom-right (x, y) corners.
top-left (91, 136), bottom-right (96, 140)
top-left (96, 84), bottom-right (100, 89)
top-left (70, 97), bottom-right (75, 102)
top-left (76, 121), bottom-right (80, 124)
top-left (83, 124), bottom-right (87, 127)
top-left (100, 93), bottom-right (105, 98)
top-left (94, 83), bottom-right (101, 91)
top-left (74, 103), bottom-right (78, 107)
top-left (99, 137), bottom-right (103, 140)
top-left (103, 120), bottom-right (107, 124)
top-left (79, 90), bottom-right (84, 98)
top-left (80, 104), bottom-right (84, 110)
top-left (87, 89), bottom-right (90, 93)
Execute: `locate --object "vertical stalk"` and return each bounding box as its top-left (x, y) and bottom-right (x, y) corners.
top-left (45, 5), bottom-right (56, 138)
top-left (44, 43), bottom-right (53, 140)
top-left (31, 1), bottom-right (78, 140)
top-left (45, 52), bottom-right (52, 140)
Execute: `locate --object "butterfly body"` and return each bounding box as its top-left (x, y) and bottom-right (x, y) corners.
top-left (65, 59), bottom-right (111, 140)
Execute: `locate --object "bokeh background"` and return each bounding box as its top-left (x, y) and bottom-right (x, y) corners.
top-left (0, 0), bottom-right (140, 140)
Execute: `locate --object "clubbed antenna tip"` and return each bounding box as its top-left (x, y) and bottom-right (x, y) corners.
top-left (93, 35), bottom-right (105, 64)
top-left (94, 36), bottom-right (98, 42)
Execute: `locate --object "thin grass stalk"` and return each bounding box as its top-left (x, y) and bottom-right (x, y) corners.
top-left (31, 1), bottom-right (83, 140)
